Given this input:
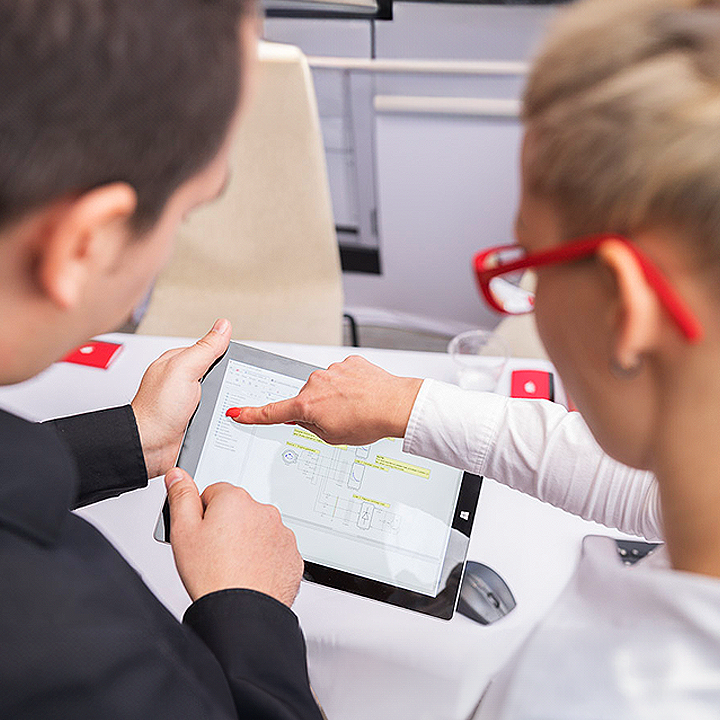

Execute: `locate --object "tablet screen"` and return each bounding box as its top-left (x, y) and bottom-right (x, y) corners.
top-left (190, 358), bottom-right (465, 597)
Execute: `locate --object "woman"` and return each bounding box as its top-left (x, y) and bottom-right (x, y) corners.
top-left (229, 0), bottom-right (720, 715)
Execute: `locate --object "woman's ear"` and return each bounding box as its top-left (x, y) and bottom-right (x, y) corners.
top-left (596, 238), bottom-right (663, 371)
top-left (37, 183), bottom-right (137, 309)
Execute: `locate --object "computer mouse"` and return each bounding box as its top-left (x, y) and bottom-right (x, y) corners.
top-left (457, 561), bottom-right (516, 625)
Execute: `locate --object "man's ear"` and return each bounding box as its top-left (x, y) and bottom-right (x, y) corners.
top-left (37, 183), bottom-right (137, 309)
top-left (596, 238), bottom-right (662, 370)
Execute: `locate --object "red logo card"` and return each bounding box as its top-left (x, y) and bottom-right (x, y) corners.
top-left (61, 340), bottom-right (123, 369)
top-left (511, 370), bottom-right (555, 402)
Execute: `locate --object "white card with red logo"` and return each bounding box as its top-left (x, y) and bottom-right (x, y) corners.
top-left (61, 340), bottom-right (123, 370)
top-left (510, 370), bottom-right (555, 402)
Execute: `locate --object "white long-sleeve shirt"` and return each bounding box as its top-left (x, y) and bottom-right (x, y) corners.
top-left (402, 379), bottom-right (720, 720)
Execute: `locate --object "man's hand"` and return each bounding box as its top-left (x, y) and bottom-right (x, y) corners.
top-left (226, 355), bottom-right (423, 447)
top-left (131, 319), bottom-right (231, 478)
top-left (165, 469), bottom-right (303, 606)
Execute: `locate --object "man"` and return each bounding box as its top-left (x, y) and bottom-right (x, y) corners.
top-left (0, 1), bottom-right (322, 717)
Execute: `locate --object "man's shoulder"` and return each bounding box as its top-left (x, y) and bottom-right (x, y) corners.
top-left (0, 409), bottom-right (77, 545)
top-left (0, 511), bottom-right (237, 720)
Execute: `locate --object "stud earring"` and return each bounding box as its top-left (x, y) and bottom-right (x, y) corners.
top-left (609, 356), bottom-right (642, 378)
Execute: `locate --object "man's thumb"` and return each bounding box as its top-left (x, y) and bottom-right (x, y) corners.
top-left (165, 468), bottom-right (203, 535)
top-left (181, 318), bottom-right (231, 379)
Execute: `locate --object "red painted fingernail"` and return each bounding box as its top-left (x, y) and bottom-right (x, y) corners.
top-left (226, 407), bottom-right (242, 419)
top-left (284, 422), bottom-right (297, 426)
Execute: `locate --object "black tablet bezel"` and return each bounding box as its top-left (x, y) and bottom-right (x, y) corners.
top-left (154, 342), bottom-right (483, 620)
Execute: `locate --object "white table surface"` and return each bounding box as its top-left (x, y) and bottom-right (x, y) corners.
top-left (0, 334), bottom-right (629, 720)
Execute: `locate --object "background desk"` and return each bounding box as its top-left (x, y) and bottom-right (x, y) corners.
top-left (0, 334), bottom-right (633, 720)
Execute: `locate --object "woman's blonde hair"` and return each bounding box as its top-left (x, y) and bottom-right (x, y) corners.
top-left (523, 0), bottom-right (720, 257)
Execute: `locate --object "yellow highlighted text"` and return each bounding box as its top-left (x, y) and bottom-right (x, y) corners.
top-left (375, 455), bottom-right (430, 479)
top-left (292, 427), bottom-right (348, 450)
top-left (352, 494), bottom-right (390, 508)
top-left (286, 441), bottom-right (319, 454)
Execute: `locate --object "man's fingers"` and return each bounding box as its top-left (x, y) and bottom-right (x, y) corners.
top-left (200, 481), bottom-right (238, 507)
top-left (165, 468), bottom-right (203, 536)
top-left (175, 318), bottom-right (231, 379)
top-left (226, 397), bottom-right (302, 425)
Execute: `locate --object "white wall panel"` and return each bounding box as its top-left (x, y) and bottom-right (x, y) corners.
top-left (265, 5), bottom-right (550, 333)
top-left (343, 112), bottom-right (523, 331)
top-left (376, 2), bottom-right (555, 61)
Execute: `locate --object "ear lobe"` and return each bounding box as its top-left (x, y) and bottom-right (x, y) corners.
top-left (596, 239), bottom-right (662, 370)
top-left (36, 183), bottom-right (137, 309)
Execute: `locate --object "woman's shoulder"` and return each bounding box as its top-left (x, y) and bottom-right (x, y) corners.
top-left (477, 535), bottom-right (720, 720)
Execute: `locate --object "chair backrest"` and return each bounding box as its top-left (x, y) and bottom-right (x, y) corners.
top-left (137, 41), bottom-right (344, 344)
top-left (492, 314), bottom-right (549, 360)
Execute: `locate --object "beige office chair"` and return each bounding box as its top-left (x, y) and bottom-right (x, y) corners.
top-left (137, 41), bottom-right (344, 344)
top-left (492, 314), bottom-right (549, 360)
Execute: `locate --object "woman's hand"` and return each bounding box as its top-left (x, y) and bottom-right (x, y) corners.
top-left (226, 355), bottom-right (423, 447)
top-left (131, 319), bottom-right (231, 478)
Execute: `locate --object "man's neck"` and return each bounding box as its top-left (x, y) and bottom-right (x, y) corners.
top-left (0, 288), bottom-right (70, 385)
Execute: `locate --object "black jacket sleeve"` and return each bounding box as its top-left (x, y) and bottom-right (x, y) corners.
top-left (184, 590), bottom-right (324, 720)
top-left (45, 405), bottom-right (149, 508)
top-left (42, 411), bottom-right (323, 720)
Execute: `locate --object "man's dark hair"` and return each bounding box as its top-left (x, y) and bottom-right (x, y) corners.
top-left (0, 0), bottom-right (248, 232)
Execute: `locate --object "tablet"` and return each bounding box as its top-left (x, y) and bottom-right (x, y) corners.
top-left (154, 343), bottom-right (483, 620)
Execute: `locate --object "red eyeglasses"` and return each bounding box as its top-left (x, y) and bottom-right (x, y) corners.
top-left (473, 233), bottom-right (704, 343)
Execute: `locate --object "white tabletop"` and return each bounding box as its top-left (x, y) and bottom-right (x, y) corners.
top-left (0, 334), bottom-right (629, 720)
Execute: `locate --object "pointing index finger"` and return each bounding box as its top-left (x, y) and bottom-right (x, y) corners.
top-left (226, 397), bottom-right (302, 426)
